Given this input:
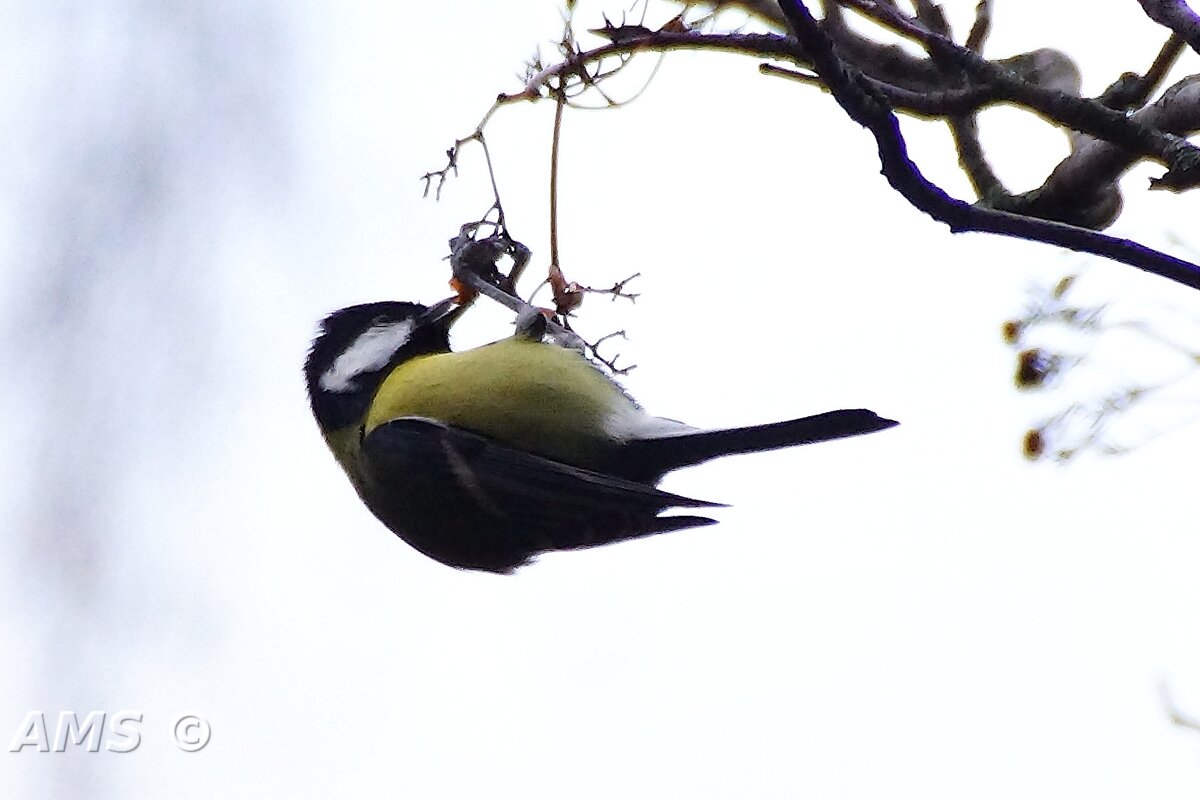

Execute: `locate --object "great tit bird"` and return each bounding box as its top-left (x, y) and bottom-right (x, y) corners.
top-left (305, 298), bottom-right (897, 573)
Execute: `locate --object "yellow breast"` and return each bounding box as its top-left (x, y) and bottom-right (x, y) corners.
top-left (365, 337), bottom-right (629, 466)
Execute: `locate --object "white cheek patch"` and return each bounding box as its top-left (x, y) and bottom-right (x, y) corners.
top-left (319, 319), bottom-right (416, 393)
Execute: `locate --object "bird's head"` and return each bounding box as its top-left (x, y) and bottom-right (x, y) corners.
top-left (304, 298), bottom-right (461, 434)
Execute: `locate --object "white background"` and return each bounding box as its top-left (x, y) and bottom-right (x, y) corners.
top-left (2, 1), bottom-right (1199, 797)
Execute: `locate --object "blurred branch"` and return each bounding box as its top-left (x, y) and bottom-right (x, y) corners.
top-left (1005, 273), bottom-right (1200, 461)
top-left (1160, 681), bottom-right (1200, 733)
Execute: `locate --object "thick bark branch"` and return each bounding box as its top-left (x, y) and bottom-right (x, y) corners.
top-left (1003, 75), bottom-right (1200, 227)
top-left (1138, 0), bottom-right (1200, 56)
top-left (775, 0), bottom-right (1200, 291)
top-left (838, 0), bottom-right (1200, 189)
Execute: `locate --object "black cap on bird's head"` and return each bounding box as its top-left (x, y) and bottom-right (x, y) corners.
top-left (305, 298), bottom-right (461, 433)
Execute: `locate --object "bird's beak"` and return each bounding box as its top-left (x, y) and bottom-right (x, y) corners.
top-left (419, 295), bottom-right (466, 328)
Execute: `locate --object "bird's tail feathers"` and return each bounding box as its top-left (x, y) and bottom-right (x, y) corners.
top-left (622, 408), bottom-right (897, 481)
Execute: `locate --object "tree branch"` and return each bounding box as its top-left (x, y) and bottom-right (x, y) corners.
top-left (776, 0), bottom-right (1200, 291)
top-left (1138, 0), bottom-right (1200, 56)
top-left (429, 4), bottom-right (1200, 283)
top-left (1099, 33), bottom-right (1186, 110)
top-left (837, 0), bottom-right (1200, 190)
top-left (1002, 74), bottom-right (1200, 227)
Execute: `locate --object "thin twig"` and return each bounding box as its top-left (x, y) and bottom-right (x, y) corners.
top-left (586, 328), bottom-right (636, 375)
top-left (584, 272), bottom-right (642, 302)
top-left (921, 0), bottom-right (1007, 202)
top-left (759, 62), bottom-right (822, 86)
top-left (964, 0), bottom-right (992, 53)
top-left (1159, 681), bottom-right (1200, 733)
top-left (549, 86), bottom-right (565, 277)
top-left (1099, 33), bottom-right (1186, 110)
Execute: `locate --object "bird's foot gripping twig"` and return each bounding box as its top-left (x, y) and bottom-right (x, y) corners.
top-left (447, 224), bottom-right (586, 351)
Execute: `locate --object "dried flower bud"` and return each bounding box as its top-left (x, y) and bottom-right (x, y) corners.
top-left (1001, 319), bottom-right (1024, 345)
top-left (1015, 348), bottom-right (1060, 389)
top-left (1023, 428), bottom-right (1046, 460)
top-left (1052, 274), bottom-right (1076, 299)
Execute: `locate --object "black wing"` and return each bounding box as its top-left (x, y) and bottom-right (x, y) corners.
top-left (360, 417), bottom-right (722, 573)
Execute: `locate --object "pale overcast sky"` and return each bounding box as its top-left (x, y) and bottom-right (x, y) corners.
top-left (3, 1), bottom-right (1200, 797)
